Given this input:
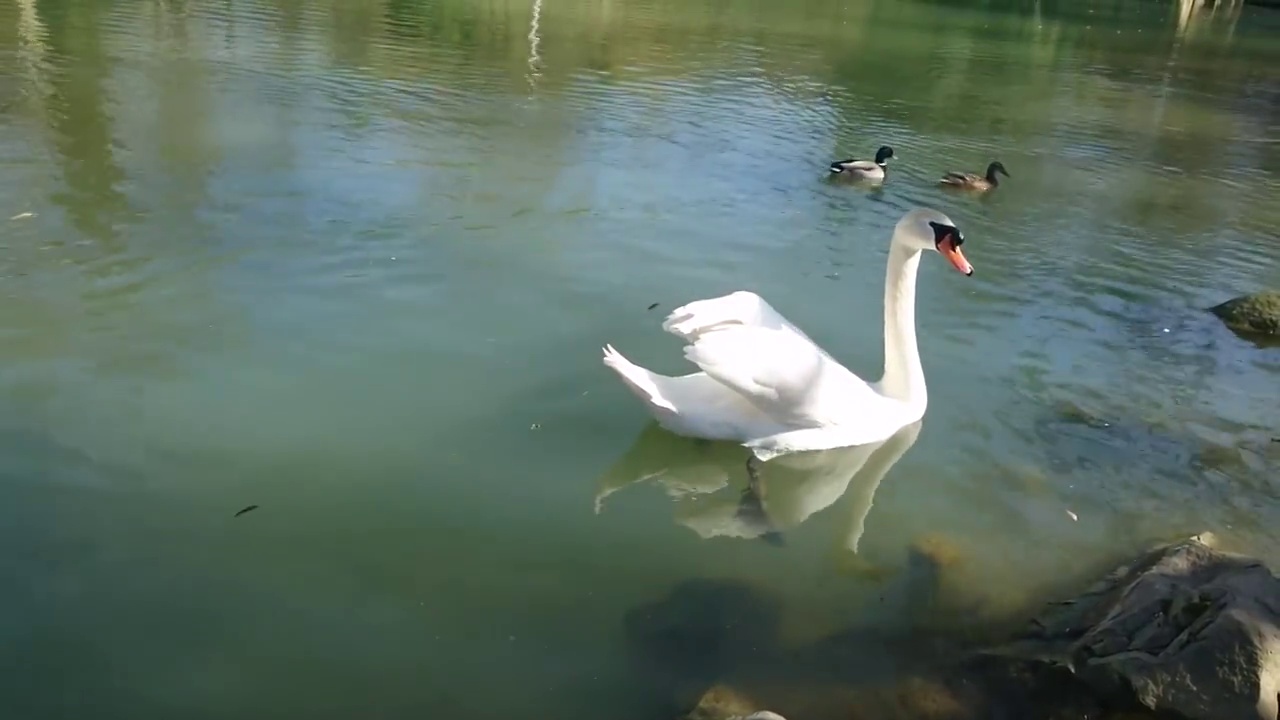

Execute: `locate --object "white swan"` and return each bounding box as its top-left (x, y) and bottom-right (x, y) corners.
top-left (601, 208), bottom-right (973, 461)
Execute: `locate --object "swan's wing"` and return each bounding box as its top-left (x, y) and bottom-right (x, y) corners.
top-left (662, 291), bottom-right (814, 343)
top-left (680, 324), bottom-right (879, 428)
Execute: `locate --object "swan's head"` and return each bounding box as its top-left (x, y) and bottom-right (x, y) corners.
top-left (894, 208), bottom-right (974, 276)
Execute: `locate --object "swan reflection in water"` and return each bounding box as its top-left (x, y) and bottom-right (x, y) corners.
top-left (594, 421), bottom-right (922, 554)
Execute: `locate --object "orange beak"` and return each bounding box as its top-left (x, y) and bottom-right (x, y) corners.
top-left (939, 236), bottom-right (974, 276)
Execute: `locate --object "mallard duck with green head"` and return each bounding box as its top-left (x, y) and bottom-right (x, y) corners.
top-left (829, 145), bottom-right (895, 181)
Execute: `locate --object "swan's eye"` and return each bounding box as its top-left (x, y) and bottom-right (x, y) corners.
top-left (928, 221), bottom-right (962, 248)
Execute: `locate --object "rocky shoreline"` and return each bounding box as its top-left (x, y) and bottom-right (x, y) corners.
top-left (649, 534), bottom-right (1279, 720)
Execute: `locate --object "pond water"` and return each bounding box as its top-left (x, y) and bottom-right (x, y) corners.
top-left (1, 0), bottom-right (1278, 717)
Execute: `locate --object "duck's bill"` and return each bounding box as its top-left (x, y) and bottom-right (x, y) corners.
top-left (940, 238), bottom-right (974, 276)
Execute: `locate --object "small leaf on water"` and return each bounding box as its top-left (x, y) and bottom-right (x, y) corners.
top-left (235, 505), bottom-right (259, 517)
top-left (647, 302), bottom-right (660, 310)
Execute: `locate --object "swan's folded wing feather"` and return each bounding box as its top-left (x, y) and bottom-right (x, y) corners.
top-left (663, 291), bottom-right (814, 343)
top-left (681, 325), bottom-right (878, 427)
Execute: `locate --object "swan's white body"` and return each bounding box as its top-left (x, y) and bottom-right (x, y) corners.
top-left (602, 208), bottom-right (971, 462)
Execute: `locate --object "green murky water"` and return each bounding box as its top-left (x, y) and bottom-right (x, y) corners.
top-left (1, 0), bottom-right (1278, 717)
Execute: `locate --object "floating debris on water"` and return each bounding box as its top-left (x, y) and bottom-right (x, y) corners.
top-left (1066, 510), bottom-right (1078, 521)
top-left (9, 212), bottom-right (34, 220)
top-left (234, 505), bottom-right (259, 517)
top-left (647, 302), bottom-right (660, 310)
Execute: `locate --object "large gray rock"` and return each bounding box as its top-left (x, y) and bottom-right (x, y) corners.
top-left (1000, 533), bottom-right (1280, 720)
top-left (1209, 291), bottom-right (1280, 337)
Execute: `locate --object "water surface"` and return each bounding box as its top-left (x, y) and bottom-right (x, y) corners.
top-left (1, 0), bottom-right (1278, 717)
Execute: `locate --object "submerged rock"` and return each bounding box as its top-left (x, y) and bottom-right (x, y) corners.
top-left (623, 578), bottom-right (783, 709)
top-left (683, 685), bottom-right (787, 720)
top-left (997, 533), bottom-right (1280, 720)
top-left (843, 675), bottom-right (972, 720)
top-left (910, 533), bottom-right (966, 570)
top-left (1208, 291), bottom-right (1280, 337)
top-left (905, 533), bottom-right (979, 630)
top-left (679, 535), bottom-right (1280, 720)
top-left (841, 658), bottom-right (1140, 720)
top-left (1051, 399), bottom-right (1114, 430)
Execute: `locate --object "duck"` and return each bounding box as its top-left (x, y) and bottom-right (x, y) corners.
top-left (940, 161), bottom-right (1009, 191)
top-left (829, 145), bottom-right (895, 181)
top-left (601, 207), bottom-right (974, 462)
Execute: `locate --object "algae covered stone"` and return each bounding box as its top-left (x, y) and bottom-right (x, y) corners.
top-left (682, 685), bottom-right (789, 720)
top-left (1208, 291), bottom-right (1280, 337)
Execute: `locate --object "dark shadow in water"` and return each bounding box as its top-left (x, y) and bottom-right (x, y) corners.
top-left (1217, 326), bottom-right (1280, 350)
top-left (622, 570), bottom-right (1171, 720)
top-left (623, 577), bottom-right (784, 714)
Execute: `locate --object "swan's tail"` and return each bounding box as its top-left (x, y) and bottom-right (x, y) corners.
top-left (602, 345), bottom-right (677, 412)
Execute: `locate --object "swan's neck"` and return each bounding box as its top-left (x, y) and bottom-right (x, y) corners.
top-left (879, 242), bottom-right (926, 406)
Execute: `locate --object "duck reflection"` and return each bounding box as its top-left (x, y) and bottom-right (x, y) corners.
top-left (595, 421), bottom-right (922, 553)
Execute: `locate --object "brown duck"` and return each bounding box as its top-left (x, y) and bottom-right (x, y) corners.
top-left (940, 161), bottom-right (1009, 191)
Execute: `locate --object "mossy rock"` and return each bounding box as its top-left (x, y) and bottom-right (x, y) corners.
top-left (683, 685), bottom-right (762, 720)
top-left (1208, 291), bottom-right (1280, 337)
top-left (911, 533), bottom-right (967, 570)
top-left (845, 676), bottom-right (972, 720)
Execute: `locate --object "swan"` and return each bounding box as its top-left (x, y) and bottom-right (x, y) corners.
top-left (601, 208), bottom-right (973, 462)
